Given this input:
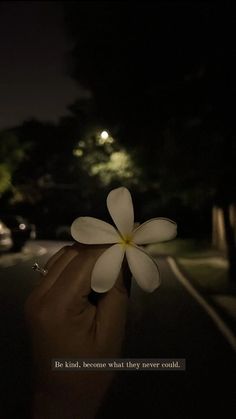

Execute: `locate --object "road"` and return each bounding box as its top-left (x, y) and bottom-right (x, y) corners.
top-left (1, 241), bottom-right (235, 418)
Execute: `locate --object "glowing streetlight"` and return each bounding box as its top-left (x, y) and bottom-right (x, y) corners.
top-left (73, 148), bottom-right (83, 157)
top-left (98, 130), bottom-right (114, 145)
top-left (100, 130), bottom-right (109, 140)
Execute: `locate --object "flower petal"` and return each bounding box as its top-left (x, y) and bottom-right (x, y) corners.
top-left (126, 245), bottom-right (160, 292)
top-left (91, 244), bottom-right (125, 292)
top-left (133, 218), bottom-right (177, 244)
top-left (71, 217), bottom-right (120, 244)
top-left (106, 187), bottom-right (134, 237)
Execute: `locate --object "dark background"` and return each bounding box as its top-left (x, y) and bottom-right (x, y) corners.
top-left (1, 2), bottom-right (236, 419)
top-left (1, 1), bottom-right (236, 239)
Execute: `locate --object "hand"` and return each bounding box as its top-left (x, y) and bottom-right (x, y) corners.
top-left (24, 243), bottom-right (131, 419)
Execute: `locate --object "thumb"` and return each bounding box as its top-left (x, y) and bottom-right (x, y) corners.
top-left (86, 224), bottom-right (141, 350)
top-left (114, 257), bottom-right (131, 296)
top-left (95, 258), bottom-right (131, 351)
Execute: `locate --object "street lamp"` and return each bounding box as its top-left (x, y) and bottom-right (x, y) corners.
top-left (98, 130), bottom-right (114, 145)
top-left (100, 130), bottom-right (109, 140)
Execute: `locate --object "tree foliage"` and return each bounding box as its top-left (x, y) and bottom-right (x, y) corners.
top-left (0, 130), bottom-right (26, 195)
top-left (63, 3), bottom-right (236, 279)
top-left (63, 2), bottom-right (236, 208)
top-left (65, 2), bottom-right (235, 190)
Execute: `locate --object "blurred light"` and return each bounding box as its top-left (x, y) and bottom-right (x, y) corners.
top-left (19, 223), bottom-right (26, 230)
top-left (78, 140), bottom-right (85, 148)
top-left (73, 148), bottom-right (83, 157)
top-left (90, 150), bottom-right (134, 183)
top-left (109, 151), bottom-right (129, 171)
top-left (98, 131), bottom-right (114, 145)
top-left (100, 130), bottom-right (109, 140)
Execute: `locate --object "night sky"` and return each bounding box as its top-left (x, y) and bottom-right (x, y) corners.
top-left (0, 1), bottom-right (84, 129)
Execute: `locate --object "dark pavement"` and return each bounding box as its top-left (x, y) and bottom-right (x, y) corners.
top-left (0, 241), bottom-right (235, 418)
top-left (100, 257), bottom-right (236, 418)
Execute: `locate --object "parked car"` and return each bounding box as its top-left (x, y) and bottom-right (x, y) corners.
top-left (0, 215), bottom-right (36, 251)
top-left (0, 220), bottom-right (13, 251)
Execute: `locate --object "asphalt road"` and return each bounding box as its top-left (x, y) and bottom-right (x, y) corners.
top-left (0, 241), bottom-right (235, 418)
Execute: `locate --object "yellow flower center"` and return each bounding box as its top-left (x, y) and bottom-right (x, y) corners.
top-left (119, 235), bottom-right (133, 248)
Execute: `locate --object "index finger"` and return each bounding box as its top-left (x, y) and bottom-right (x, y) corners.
top-left (95, 259), bottom-right (131, 345)
top-left (46, 245), bottom-right (110, 310)
top-left (31, 245), bottom-right (79, 299)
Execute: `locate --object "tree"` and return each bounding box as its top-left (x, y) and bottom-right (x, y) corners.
top-left (72, 126), bottom-right (140, 187)
top-left (7, 108), bottom-right (141, 235)
top-left (158, 115), bottom-right (236, 280)
top-left (63, 3), bottom-right (236, 280)
top-left (10, 117), bottom-right (88, 228)
top-left (63, 3), bottom-right (230, 145)
top-left (0, 130), bottom-right (26, 198)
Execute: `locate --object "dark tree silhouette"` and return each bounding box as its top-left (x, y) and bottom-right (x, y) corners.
top-left (63, 2), bottom-right (236, 279)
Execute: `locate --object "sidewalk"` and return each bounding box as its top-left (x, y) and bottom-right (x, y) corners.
top-left (147, 239), bottom-right (236, 334)
top-left (175, 256), bottom-right (236, 333)
top-left (0, 241), bottom-right (47, 268)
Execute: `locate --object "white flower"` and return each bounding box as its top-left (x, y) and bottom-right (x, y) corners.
top-left (71, 187), bottom-right (177, 293)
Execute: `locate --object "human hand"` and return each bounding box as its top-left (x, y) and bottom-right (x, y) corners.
top-left (24, 243), bottom-right (131, 419)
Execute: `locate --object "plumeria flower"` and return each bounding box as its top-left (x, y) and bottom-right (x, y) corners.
top-left (71, 187), bottom-right (177, 293)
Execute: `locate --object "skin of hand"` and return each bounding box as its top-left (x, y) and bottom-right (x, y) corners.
top-left (24, 243), bottom-right (131, 419)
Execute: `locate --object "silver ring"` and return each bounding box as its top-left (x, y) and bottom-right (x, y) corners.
top-left (32, 262), bottom-right (48, 276)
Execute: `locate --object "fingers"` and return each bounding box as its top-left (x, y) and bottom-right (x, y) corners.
top-left (114, 258), bottom-right (131, 296)
top-left (43, 246), bottom-right (68, 272)
top-left (33, 246), bottom-right (79, 298)
top-left (47, 245), bottom-right (110, 310)
top-left (95, 259), bottom-right (131, 343)
top-left (31, 242), bottom-right (131, 335)
top-left (32, 247), bottom-right (67, 287)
